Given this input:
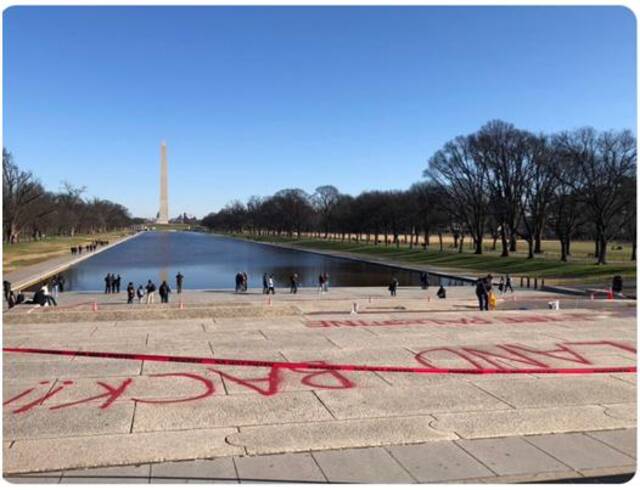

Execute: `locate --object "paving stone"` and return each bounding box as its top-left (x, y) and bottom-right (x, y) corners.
top-left (472, 377), bottom-right (635, 408)
top-left (150, 458), bottom-right (237, 483)
top-left (5, 428), bottom-right (242, 474)
top-left (525, 432), bottom-right (636, 471)
top-left (4, 403), bottom-right (134, 440)
top-left (431, 405), bottom-right (633, 439)
top-left (4, 472), bottom-right (62, 483)
top-left (456, 436), bottom-right (571, 476)
top-left (312, 447), bottom-right (414, 483)
top-left (61, 464), bottom-right (150, 483)
top-left (603, 403), bottom-right (637, 423)
top-left (227, 415), bottom-right (454, 455)
top-left (133, 391), bottom-right (333, 432)
top-left (586, 429), bottom-right (637, 459)
top-left (4, 359), bottom-right (142, 380)
top-left (386, 440), bottom-right (494, 482)
top-left (316, 382), bottom-right (509, 419)
top-left (235, 453), bottom-right (326, 483)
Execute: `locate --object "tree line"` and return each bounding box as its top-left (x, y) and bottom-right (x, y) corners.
top-left (201, 120), bottom-right (636, 265)
top-left (3, 148), bottom-right (134, 243)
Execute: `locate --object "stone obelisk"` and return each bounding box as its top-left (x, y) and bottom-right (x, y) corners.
top-left (157, 141), bottom-right (169, 224)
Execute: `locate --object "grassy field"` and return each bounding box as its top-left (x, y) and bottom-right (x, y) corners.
top-left (3, 230), bottom-right (131, 274)
top-left (240, 234), bottom-right (636, 287)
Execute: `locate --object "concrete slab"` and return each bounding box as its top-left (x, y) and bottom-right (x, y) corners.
top-left (234, 453), bottom-right (326, 483)
top-left (316, 382), bottom-right (509, 419)
top-left (386, 440), bottom-right (495, 482)
top-left (226, 415), bottom-right (454, 455)
top-left (4, 359), bottom-right (142, 380)
top-left (456, 436), bottom-right (571, 476)
top-left (61, 464), bottom-right (150, 483)
top-left (586, 429), bottom-right (637, 459)
top-left (603, 403), bottom-right (637, 423)
top-left (4, 472), bottom-right (62, 484)
top-left (431, 405), bottom-right (634, 439)
top-left (132, 391), bottom-right (333, 432)
top-left (5, 428), bottom-right (242, 474)
top-left (4, 403), bottom-right (134, 440)
top-left (472, 376), bottom-right (635, 408)
top-left (312, 447), bottom-right (414, 483)
top-left (150, 458), bottom-right (237, 483)
top-left (526, 432), bottom-right (636, 471)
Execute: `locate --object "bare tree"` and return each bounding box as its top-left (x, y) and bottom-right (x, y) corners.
top-left (554, 128), bottom-right (636, 264)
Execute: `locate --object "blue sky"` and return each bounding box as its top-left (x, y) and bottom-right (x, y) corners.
top-left (3, 6), bottom-right (636, 218)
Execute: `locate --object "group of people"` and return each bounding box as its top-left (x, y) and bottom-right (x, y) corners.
top-left (235, 272), bottom-right (249, 293)
top-left (125, 277), bottom-right (177, 304)
top-left (262, 273), bottom-right (276, 294)
top-left (475, 274), bottom-right (514, 311)
top-left (70, 240), bottom-right (109, 256)
top-left (389, 275), bottom-right (447, 298)
top-left (104, 273), bottom-right (122, 294)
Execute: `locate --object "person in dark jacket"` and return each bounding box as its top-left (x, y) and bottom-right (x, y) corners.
top-left (126, 282), bottom-right (135, 304)
top-left (159, 281), bottom-right (171, 303)
top-left (145, 280), bottom-right (157, 304)
top-left (289, 273), bottom-right (298, 294)
top-left (612, 275), bottom-right (624, 295)
top-left (475, 275), bottom-right (490, 311)
top-left (420, 272), bottom-right (430, 290)
top-left (262, 273), bottom-right (269, 294)
top-left (104, 273), bottom-right (112, 294)
top-left (388, 277), bottom-right (399, 296)
top-left (115, 275), bottom-right (121, 293)
top-left (176, 272), bottom-right (184, 294)
top-left (437, 285), bottom-right (447, 299)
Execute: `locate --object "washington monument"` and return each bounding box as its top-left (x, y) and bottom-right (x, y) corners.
top-left (157, 141), bottom-right (169, 224)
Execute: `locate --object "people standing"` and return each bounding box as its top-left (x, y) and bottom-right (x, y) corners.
top-left (136, 284), bottom-right (145, 303)
top-left (318, 274), bottom-right (325, 294)
top-left (159, 281), bottom-right (171, 303)
top-left (115, 275), bottom-right (121, 294)
top-left (104, 273), bottom-right (112, 294)
top-left (242, 272), bottom-right (248, 292)
top-left (145, 280), bottom-right (156, 304)
top-left (498, 276), bottom-right (505, 294)
top-left (420, 272), bottom-right (430, 290)
top-left (127, 282), bottom-right (135, 304)
top-left (267, 275), bottom-right (275, 295)
top-left (58, 275), bottom-right (65, 293)
top-left (262, 273), bottom-right (269, 294)
top-left (322, 272), bottom-right (329, 292)
top-left (475, 275), bottom-right (489, 311)
top-left (289, 273), bottom-right (298, 294)
top-left (3, 280), bottom-right (12, 302)
top-left (235, 272), bottom-right (242, 293)
top-left (176, 272), bottom-right (184, 294)
top-left (388, 277), bottom-right (399, 296)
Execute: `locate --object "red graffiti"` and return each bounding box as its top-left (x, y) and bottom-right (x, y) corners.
top-left (415, 340), bottom-right (636, 370)
top-left (49, 379), bottom-right (132, 410)
top-left (306, 312), bottom-right (603, 329)
top-left (131, 372), bottom-right (215, 404)
top-left (208, 366), bottom-right (284, 396)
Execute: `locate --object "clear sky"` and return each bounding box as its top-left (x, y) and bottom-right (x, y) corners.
top-left (3, 6), bottom-right (637, 218)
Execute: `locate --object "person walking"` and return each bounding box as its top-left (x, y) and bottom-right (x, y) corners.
top-left (145, 280), bottom-right (156, 304)
top-left (318, 274), bottom-right (325, 294)
top-left (262, 273), bottom-right (269, 294)
top-left (289, 273), bottom-right (298, 294)
top-left (498, 276), bottom-right (505, 294)
top-left (505, 273), bottom-right (514, 293)
top-left (176, 272), bottom-right (184, 294)
top-left (267, 275), bottom-right (275, 295)
top-left (159, 281), bottom-right (171, 304)
top-left (104, 273), bottom-right (112, 294)
top-left (420, 272), bottom-right (430, 290)
top-left (126, 282), bottom-right (135, 304)
top-left (136, 284), bottom-right (145, 303)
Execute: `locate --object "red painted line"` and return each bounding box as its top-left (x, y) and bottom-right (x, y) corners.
top-left (3, 347), bottom-right (636, 375)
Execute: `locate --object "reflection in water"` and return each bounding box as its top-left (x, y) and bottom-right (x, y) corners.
top-left (61, 231), bottom-right (469, 291)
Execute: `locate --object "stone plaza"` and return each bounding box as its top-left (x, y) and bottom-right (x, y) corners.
top-left (2, 286), bottom-right (636, 482)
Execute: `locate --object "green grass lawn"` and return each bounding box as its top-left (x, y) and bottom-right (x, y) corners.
top-left (3, 230), bottom-right (131, 274)
top-left (238, 234), bottom-right (636, 286)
